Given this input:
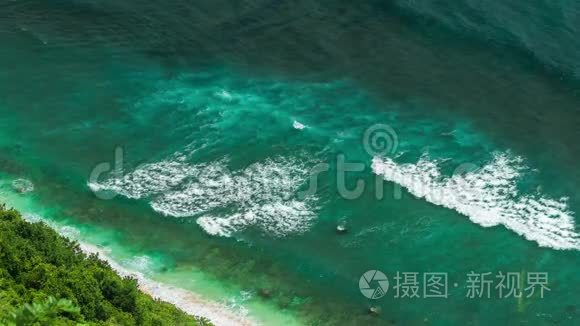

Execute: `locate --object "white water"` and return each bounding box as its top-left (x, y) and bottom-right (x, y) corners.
top-left (90, 156), bottom-right (318, 238)
top-left (293, 120), bottom-right (306, 130)
top-left (372, 152), bottom-right (580, 250)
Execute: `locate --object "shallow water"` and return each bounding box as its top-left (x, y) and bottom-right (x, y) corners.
top-left (1, 1), bottom-right (579, 325)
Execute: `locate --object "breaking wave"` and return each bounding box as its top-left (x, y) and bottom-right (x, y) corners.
top-left (372, 153), bottom-right (580, 250)
top-left (89, 156), bottom-right (318, 238)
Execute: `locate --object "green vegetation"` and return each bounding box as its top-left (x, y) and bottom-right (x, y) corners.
top-left (0, 205), bottom-right (212, 325)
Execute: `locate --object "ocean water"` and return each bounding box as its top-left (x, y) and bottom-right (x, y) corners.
top-left (1, 1), bottom-right (579, 325)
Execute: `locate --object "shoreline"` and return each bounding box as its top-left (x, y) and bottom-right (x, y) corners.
top-left (77, 242), bottom-right (257, 326)
top-left (13, 209), bottom-right (258, 326)
top-left (0, 175), bottom-right (301, 326)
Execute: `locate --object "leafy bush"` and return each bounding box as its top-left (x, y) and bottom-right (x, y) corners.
top-left (2, 296), bottom-right (82, 326)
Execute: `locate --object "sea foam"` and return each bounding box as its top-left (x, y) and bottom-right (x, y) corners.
top-left (293, 120), bottom-right (306, 130)
top-left (91, 156), bottom-right (318, 238)
top-left (89, 160), bottom-right (202, 199)
top-left (372, 153), bottom-right (580, 250)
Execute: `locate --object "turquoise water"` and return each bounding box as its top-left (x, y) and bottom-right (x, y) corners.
top-left (1, 1), bottom-right (579, 325)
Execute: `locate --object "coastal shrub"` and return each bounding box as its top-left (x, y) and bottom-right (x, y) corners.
top-left (0, 204), bottom-right (212, 325)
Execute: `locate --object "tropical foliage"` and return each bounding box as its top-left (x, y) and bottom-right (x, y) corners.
top-left (0, 204), bottom-right (211, 325)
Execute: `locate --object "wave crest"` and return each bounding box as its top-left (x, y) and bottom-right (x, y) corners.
top-left (372, 153), bottom-right (579, 250)
top-left (90, 156), bottom-right (318, 238)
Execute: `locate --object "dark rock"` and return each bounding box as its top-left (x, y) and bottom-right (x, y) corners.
top-left (368, 306), bottom-right (381, 316)
top-left (258, 288), bottom-right (272, 299)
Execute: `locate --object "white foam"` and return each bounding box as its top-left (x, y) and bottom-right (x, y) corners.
top-left (151, 158), bottom-right (317, 237)
top-left (215, 89), bottom-right (233, 101)
top-left (224, 291), bottom-right (254, 317)
top-left (22, 213), bottom-right (43, 223)
top-left (372, 153), bottom-right (580, 250)
top-left (123, 255), bottom-right (155, 275)
top-left (197, 200), bottom-right (314, 237)
top-left (89, 160), bottom-right (203, 199)
top-left (12, 178), bottom-right (34, 193)
top-left (92, 156), bottom-right (318, 238)
top-left (22, 214), bottom-right (83, 240)
top-left (293, 120), bottom-right (306, 130)
top-left (58, 225), bottom-right (81, 238)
